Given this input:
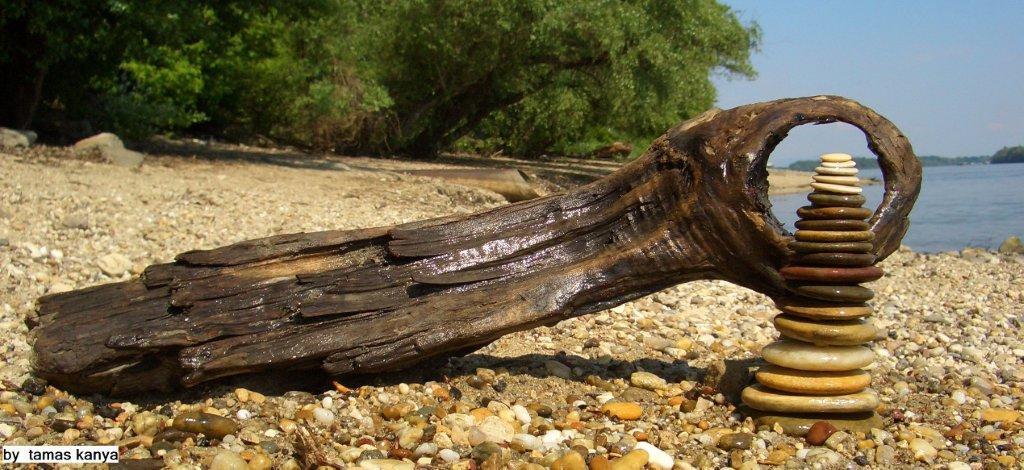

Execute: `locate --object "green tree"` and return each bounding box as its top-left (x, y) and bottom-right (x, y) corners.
top-left (2, 0), bottom-right (758, 159)
top-left (362, 0), bottom-right (759, 156)
top-left (991, 145), bottom-right (1024, 164)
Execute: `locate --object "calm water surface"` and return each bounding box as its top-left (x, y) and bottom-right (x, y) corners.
top-left (769, 163), bottom-right (1024, 252)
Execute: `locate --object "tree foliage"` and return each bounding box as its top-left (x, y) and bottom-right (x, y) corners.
top-left (991, 145), bottom-right (1024, 164)
top-left (1, 0), bottom-right (758, 158)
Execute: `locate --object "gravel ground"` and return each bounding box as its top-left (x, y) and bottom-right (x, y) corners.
top-left (1, 145), bottom-right (1022, 469)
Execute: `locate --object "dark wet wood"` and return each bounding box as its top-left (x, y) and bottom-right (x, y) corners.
top-left (31, 96), bottom-right (922, 394)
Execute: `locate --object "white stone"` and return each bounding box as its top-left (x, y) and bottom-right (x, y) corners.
top-left (541, 430), bottom-right (564, 449)
top-left (812, 175), bottom-right (860, 186)
top-left (437, 449), bottom-right (460, 463)
top-left (511, 404), bottom-right (531, 425)
top-left (635, 442), bottom-right (674, 470)
top-left (413, 442), bottom-right (437, 456)
top-left (810, 182), bottom-right (863, 194)
top-left (467, 416), bottom-right (513, 444)
top-left (312, 407), bottom-right (334, 426)
top-left (512, 433), bottom-right (543, 450)
top-left (358, 459), bottom-right (414, 470)
top-left (814, 166), bottom-right (858, 176)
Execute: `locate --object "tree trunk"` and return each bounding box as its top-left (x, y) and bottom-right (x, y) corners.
top-left (31, 96), bottom-right (921, 395)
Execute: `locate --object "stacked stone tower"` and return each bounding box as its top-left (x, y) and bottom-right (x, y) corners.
top-left (742, 153), bottom-right (883, 433)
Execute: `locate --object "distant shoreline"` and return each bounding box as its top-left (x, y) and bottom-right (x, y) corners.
top-left (767, 168), bottom-right (879, 195)
top-left (786, 155), bottom-right (993, 171)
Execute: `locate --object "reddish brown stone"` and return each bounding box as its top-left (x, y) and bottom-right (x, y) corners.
top-left (796, 206), bottom-right (872, 220)
top-left (805, 421), bottom-right (838, 445)
top-left (792, 252), bottom-right (877, 267)
top-left (780, 266), bottom-right (884, 283)
top-left (794, 219), bottom-right (871, 231)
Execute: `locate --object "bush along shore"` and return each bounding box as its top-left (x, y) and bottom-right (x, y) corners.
top-left (1, 146), bottom-right (1023, 468)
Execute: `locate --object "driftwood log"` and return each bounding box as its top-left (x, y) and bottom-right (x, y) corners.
top-left (32, 96), bottom-right (922, 395)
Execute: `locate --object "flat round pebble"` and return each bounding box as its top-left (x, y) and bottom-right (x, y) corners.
top-left (796, 206), bottom-right (872, 220)
top-left (775, 299), bottom-right (872, 320)
top-left (796, 230), bottom-right (874, 243)
top-left (789, 241), bottom-right (874, 254)
top-left (814, 166), bottom-right (858, 176)
top-left (812, 174), bottom-right (860, 186)
top-left (811, 182), bottom-right (862, 194)
top-left (808, 192), bottom-right (866, 207)
top-left (774, 314), bottom-right (878, 345)
top-left (795, 219), bottom-right (871, 231)
top-left (820, 153), bottom-right (853, 162)
top-left (755, 365), bottom-right (872, 395)
top-left (820, 160), bottom-right (857, 168)
top-left (791, 284), bottom-right (875, 302)
top-left (751, 411), bottom-right (883, 436)
top-left (794, 252), bottom-right (877, 267)
top-left (762, 340), bottom-right (875, 371)
top-left (742, 384), bottom-right (879, 413)
top-left (780, 266), bottom-right (883, 283)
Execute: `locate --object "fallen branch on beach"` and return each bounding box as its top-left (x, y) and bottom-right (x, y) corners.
top-left (31, 95), bottom-right (921, 395)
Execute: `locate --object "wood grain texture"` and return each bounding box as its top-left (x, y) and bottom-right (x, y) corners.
top-left (31, 96), bottom-right (921, 394)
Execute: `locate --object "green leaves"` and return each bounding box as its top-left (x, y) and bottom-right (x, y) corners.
top-left (2, 0), bottom-right (757, 158)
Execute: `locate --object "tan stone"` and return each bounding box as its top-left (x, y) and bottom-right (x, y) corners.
top-left (821, 160), bottom-right (857, 168)
top-left (762, 340), bottom-right (874, 371)
top-left (814, 166), bottom-right (858, 176)
top-left (980, 408), bottom-right (1021, 423)
top-left (552, 452), bottom-right (586, 470)
top-left (776, 300), bottom-right (872, 320)
top-left (810, 182), bottom-right (862, 194)
top-left (812, 175), bottom-right (860, 186)
top-left (742, 384), bottom-right (879, 413)
top-left (755, 365), bottom-right (871, 395)
top-left (820, 153), bottom-right (853, 163)
top-left (609, 450), bottom-right (648, 470)
top-left (774, 314), bottom-right (878, 346)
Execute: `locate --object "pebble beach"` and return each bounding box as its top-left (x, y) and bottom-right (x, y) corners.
top-left (1, 145), bottom-right (1022, 469)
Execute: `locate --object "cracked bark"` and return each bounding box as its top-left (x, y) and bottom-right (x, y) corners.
top-left (31, 96), bottom-right (921, 395)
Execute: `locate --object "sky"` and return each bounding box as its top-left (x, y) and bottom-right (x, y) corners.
top-left (712, 1), bottom-right (1024, 165)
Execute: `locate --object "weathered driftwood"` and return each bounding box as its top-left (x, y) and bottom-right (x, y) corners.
top-left (32, 96), bottom-right (922, 395)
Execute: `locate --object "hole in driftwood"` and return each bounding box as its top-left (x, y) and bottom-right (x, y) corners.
top-left (758, 121), bottom-right (885, 238)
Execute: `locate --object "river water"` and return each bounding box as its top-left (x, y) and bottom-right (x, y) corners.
top-left (769, 163), bottom-right (1024, 252)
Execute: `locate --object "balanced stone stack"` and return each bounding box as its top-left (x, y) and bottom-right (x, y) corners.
top-left (742, 153), bottom-right (884, 434)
